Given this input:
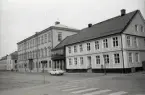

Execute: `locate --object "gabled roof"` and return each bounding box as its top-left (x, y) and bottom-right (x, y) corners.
top-left (53, 10), bottom-right (139, 50)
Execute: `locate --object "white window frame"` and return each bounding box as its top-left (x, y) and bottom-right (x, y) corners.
top-left (103, 39), bottom-right (108, 48)
top-left (74, 46), bottom-right (77, 53)
top-left (95, 41), bottom-right (99, 50)
top-left (127, 36), bottom-right (131, 47)
top-left (113, 37), bottom-right (118, 47)
top-left (135, 53), bottom-right (139, 62)
top-left (79, 44), bottom-right (83, 52)
top-left (80, 57), bottom-right (83, 65)
top-left (114, 53), bottom-right (120, 64)
top-left (69, 58), bottom-right (72, 65)
top-left (128, 53), bottom-right (132, 63)
top-left (135, 25), bottom-right (139, 32)
top-left (134, 37), bottom-right (138, 47)
top-left (74, 58), bottom-right (77, 65)
top-left (58, 32), bottom-right (62, 41)
top-left (87, 43), bottom-right (91, 51)
top-left (96, 55), bottom-right (100, 64)
top-left (45, 34), bottom-right (47, 43)
top-left (68, 47), bottom-right (71, 53)
top-left (103, 54), bottom-right (109, 64)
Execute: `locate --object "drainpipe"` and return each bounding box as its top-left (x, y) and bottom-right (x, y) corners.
top-left (121, 34), bottom-right (125, 73)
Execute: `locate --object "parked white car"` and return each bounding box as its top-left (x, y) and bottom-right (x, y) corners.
top-left (49, 69), bottom-right (65, 75)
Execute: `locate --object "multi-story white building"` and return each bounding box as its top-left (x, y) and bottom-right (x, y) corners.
top-left (6, 51), bottom-right (18, 71)
top-left (53, 9), bottom-right (145, 73)
top-left (17, 22), bottom-right (79, 72)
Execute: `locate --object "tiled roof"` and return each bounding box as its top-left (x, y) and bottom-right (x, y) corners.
top-left (53, 10), bottom-right (138, 50)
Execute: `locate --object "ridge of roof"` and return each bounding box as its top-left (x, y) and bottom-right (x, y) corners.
top-left (17, 25), bottom-right (80, 45)
top-left (52, 10), bottom-right (139, 50)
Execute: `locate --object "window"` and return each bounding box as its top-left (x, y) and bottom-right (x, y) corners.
top-left (39, 62), bottom-right (41, 68)
top-left (103, 54), bottom-right (109, 64)
top-left (69, 58), bottom-right (72, 65)
top-left (45, 48), bottom-right (47, 57)
top-left (87, 43), bottom-right (91, 51)
top-left (135, 25), bottom-right (138, 32)
top-left (74, 58), bottom-right (77, 65)
top-left (114, 53), bottom-right (120, 64)
top-left (79, 44), bottom-right (83, 52)
top-left (74, 46), bottom-right (77, 52)
top-left (127, 36), bottom-right (131, 47)
top-left (80, 57), bottom-right (83, 65)
top-left (49, 61), bottom-right (51, 68)
top-left (134, 37), bottom-right (137, 47)
top-left (95, 41), bottom-right (99, 50)
top-left (41, 35), bottom-right (43, 44)
top-left (38, 37), bottom-right (40, 45)
top-left (33, 39), bottom-right (35, 47)
top-left (96, 55), bottom-right (100, 64)
top-left (140, 25), bottom-right (145, 32)
top-left (45, 34), bottom-right (47, 43)
top-left (113, 37), bottom-right (118, 47)
top-left (48, 32), bottom-right (51, 42)
top-left (68, 47), bottom-right (71, 53)
top-left (58, 32), bottom-right (62, 41)
top-left (41, 49), bottom-right (43, 57)
top-left (128, 53), bottom-right (132, 63)
top-left (103, 39), bottom-right (108, 48)
top-left (135, 53), bottom-right (139, 62)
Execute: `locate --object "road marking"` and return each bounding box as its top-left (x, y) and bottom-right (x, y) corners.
top-left (71, 88), bottom-right (98, 94)
top-left (108, 91), bottom-right (127, 95)
top-left (83, 89), bottom-right (111, 95)
top-left (62, 86), bottom-right (86, 91)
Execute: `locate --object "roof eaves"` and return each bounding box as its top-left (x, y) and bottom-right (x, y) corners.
top-left (65, 32), bottom-right (122, 47)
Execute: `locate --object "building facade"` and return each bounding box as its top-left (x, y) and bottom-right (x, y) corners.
top-left (53, 9), bottom-right (145, 73)
top-left (17, 22), bottom-right (79, 72)
top-left (0, 55), bottom-right (8, 71)
top-left (6, 51), bottom-right (18, 71)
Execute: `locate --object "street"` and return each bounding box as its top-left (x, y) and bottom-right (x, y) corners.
top-left (0, 71), bottom-right (145, 95)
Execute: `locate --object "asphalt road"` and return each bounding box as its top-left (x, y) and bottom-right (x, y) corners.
top-left (0, 71), bottom-right (145, 95)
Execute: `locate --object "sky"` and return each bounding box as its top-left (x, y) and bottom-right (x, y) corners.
top-left (0, 0), bottom-right (145, 58)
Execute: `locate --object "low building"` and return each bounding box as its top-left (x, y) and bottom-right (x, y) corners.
top-left (53, 9), bottom-right (145, 73)
top-left (17, 21), bottom-right (80, 72)
top-left (0, 55), bottom-right (8, 71)
top-left (7, 51), bottom-right (18, 71)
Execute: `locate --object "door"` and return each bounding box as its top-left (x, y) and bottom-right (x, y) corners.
top-left (87, 56), bottom-right (92, 72)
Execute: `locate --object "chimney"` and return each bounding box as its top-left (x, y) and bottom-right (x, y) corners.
top-left (88, 23), bottom-right (92, 28)
top-left (55, 21), bottom-right (60, 25)
top-left (121, 9), bottom-right (126, 16)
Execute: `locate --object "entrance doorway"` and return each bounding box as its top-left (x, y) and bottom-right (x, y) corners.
top-left (87, 56), bottom-right (92, 72)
